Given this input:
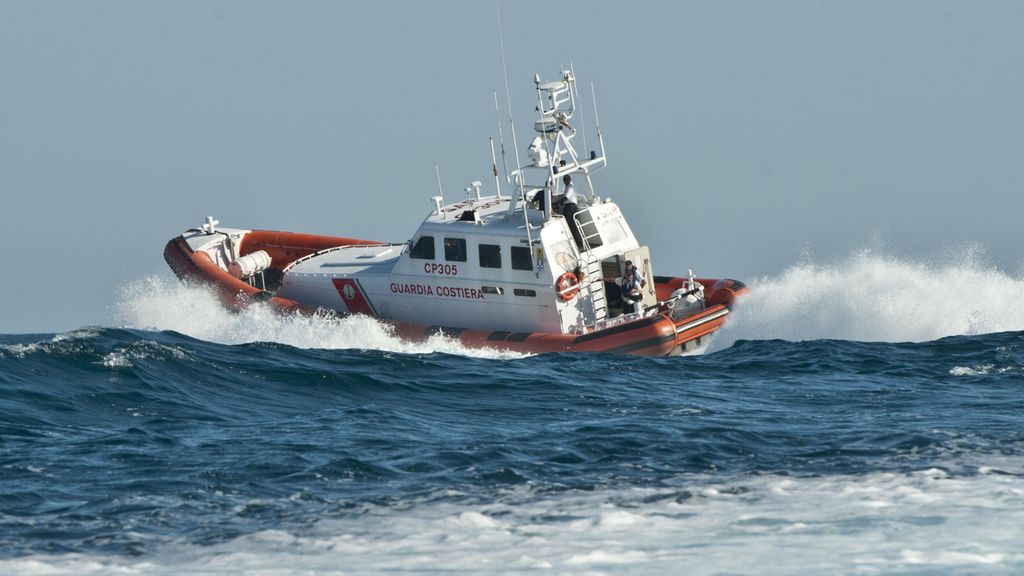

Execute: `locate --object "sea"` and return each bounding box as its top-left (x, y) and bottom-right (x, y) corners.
top-left (2, 251), bottom-right (1023, 575)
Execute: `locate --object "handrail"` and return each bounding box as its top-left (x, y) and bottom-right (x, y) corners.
top-left (572, 207), bottom-right (600, 253)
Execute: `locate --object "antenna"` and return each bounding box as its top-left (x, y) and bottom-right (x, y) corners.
top-left (536, 75), bottom-right (557, 221)
top-left (571, 61), bottom-right (588, 156)
top-left (434, 164), bottom-right (446, 218)
top-left (591, 81), bottom-right (606, 160)
top-left (493, 91), bottom-right (510, 184)
top-left (490, 137), bottom-right (501, 198)
top-left (498, 3), bottom-right (525, 204)
top-left (496, 0), bottom-right (537, 271)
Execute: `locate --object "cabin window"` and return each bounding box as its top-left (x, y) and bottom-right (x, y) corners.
top-left (513, 288), bottom-right (537, 297)
top-left (410, 236), bottom-right (435, 259)
top-left (510, 246), bottom-right (533, 271)
top-left (444, 237), bottom-right (467, 262)
top-left (479, 244), bottom-right (502, 269)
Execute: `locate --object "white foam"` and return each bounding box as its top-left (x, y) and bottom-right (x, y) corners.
top-left (5, 465), bottom-right (1024, 575)
top-left (565, 549), bottom-right (649, 566)
top-left (949, 364), bottom-right (1021, 376)
top-left (950, 365), bottom-right (993, 376)
top-left (100, 351), bottom-right (133, 368)
top-left (595, 509), bottom-right (644, 528)
top-left (114, 276), bottom-right (526, 359)
top-left (97, 340), bottom-right (189, 370)
top-left (450, 511), bottom-right (503, 529)
top-left (712, 249), bottom-right (1024, 348)
top-left (0, 328), bottom-right (102, 359)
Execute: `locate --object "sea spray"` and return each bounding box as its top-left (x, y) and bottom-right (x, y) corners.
top-left (117, 248), bottom-right (1024, 357)
top-left (114, 275), bottom-right (525, 359)
top-left (712, 249), bottom-right (1024, 349)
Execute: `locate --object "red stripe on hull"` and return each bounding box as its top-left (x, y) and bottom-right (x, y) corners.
top-left (331, 278), bottom-right (377, 317)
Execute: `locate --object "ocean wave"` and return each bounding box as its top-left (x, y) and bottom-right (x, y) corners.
top-left (3, 466), bottom-right (1022, 575)
top-left (3, 324), bottom-right (1023, 573)
top-left (113, 275), bottom-right (526, 359)
top-left (0, 328), bottom-right (103, 359)
top-left (712, 248), bottom-right (1024, 349)
top-left (114, 247), bottom-right (1024, 360)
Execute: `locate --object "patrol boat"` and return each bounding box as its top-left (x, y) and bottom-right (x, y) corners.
top-left (164, 69), bottom-right (747, 356)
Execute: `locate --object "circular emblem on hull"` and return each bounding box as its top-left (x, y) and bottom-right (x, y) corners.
top-left (343, 284), bottom-right (356, 300)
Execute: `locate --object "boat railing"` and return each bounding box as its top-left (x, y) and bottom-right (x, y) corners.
top-left (572, 284), bottom-right (696, 335)
top-left (571, 308), bottom-right (655, 335)
top-left (572, 207), bottom-right (602, 253)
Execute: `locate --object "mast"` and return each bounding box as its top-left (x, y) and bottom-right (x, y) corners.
top-left (433, 164), bottom-right (446, 219)
top-left (493, 91), bottom-right (510, 186)
top-left (490, 137), bottom-right (501, 198)
top-left (495, 1), bottom-right (537, 272)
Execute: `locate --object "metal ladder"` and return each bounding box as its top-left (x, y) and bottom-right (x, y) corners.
top-left (573, 208), bottom-right (602, 252)
top-left (582, 252), bottom-right (608, 323)
top-left (566, 208), bottom-right (609, 325)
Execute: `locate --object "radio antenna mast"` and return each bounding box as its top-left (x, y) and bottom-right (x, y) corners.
top-left (496, 1), bottom-right (537, 270)
top-left (493, 91), bottom-right (510, 185)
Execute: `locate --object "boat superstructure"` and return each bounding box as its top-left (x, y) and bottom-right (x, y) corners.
top-left (164, 68), bottom-right (746, 355)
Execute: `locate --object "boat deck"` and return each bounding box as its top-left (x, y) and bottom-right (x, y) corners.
top-left (282, 244), bottom-right (404, 277)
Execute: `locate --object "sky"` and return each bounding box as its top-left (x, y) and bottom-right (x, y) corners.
top-left (1, 1), bottom-right (1022, 333)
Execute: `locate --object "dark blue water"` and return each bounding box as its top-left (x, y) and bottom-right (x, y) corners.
top-left (2, 327), bottom-right (1023, 573)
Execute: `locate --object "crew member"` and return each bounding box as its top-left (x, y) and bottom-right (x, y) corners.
top-left (560, 174), bottom-right (584, 250)
top-left (621, 260), bottom-right (646, 313)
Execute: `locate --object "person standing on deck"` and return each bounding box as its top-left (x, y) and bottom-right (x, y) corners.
top-left (560, 174), bottom-right (583, 250)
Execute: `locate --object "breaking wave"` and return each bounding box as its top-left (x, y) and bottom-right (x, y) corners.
top-left (4, 467), bottom-right (1023, 575)
top-left (114, 276), bottom-right (525, 359)
top-left (117, 246), bottom-right (1024, 357)
top-left (713, 249), bottom-right (1024, 348)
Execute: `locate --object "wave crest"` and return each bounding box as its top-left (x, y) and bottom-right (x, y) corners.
top-left (714, 249), bottom-right (1024, 347)
top-left (114, 276), bottom-right (524, 359)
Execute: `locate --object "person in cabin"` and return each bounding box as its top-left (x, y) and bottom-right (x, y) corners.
top-left (621, 260), bottom-right (646, 313)
top-left (559, 174), bottom-right (584, 250)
